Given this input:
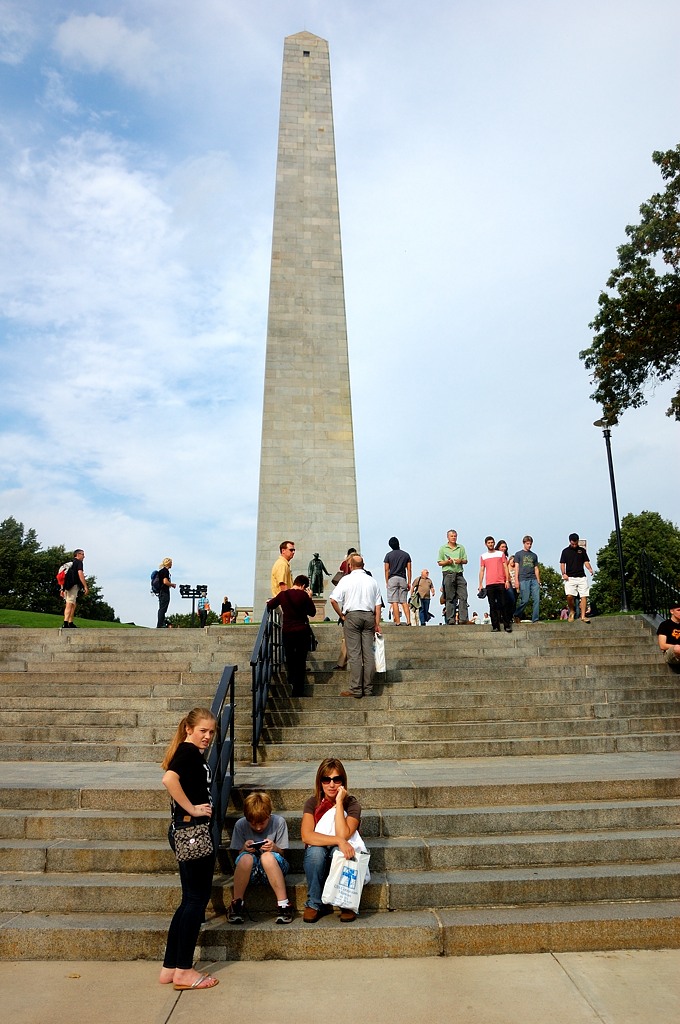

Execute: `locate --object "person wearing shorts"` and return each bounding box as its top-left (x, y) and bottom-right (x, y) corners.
top-left (61, 549), bottom-right (88, 628)
top-left (227, 791), bottom-right (292, 924)
top-left (384, 536), bottom-right (412, 625)
top-left (559, 533), bottom-right (593, 623)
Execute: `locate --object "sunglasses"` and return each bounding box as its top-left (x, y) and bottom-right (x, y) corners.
top-left (321, 775), bottom-right (343, 784)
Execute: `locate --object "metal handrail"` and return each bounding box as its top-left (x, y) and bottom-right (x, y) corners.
top-left (249, 606), bottom-right (283, 764)
top-left (207, 664), bottom-right (237, 851)
top-left (639, 550), bottom-right (680, 620)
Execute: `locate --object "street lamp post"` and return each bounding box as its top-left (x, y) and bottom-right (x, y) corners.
top-left (179, 584), bottom-right (208, 627)
top-left (593, 419), bottom-right (629, 613)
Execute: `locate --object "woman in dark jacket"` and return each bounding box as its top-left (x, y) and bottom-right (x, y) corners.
top-left (267, 574), bottom-right (316, 697)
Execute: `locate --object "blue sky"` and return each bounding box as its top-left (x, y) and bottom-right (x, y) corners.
top-left (0, 0), bottom-right (678, 625)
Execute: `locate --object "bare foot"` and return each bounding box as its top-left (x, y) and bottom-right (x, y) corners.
top-left (159, 966), bottom-right (175, 985)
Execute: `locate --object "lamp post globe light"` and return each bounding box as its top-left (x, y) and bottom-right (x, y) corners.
top-left (593, 417), bottom-right (629, 613)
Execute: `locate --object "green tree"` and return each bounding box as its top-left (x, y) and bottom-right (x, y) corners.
top-left (0, 517), bottom-right (117, 621)
top-left (590, 510), bottom-right (680, 613)
top-left (580, 144), bottom-right (680, 423)
top-left (516, 563), bottom-right (565, 621)
top-left (167, 610), bottom-right (221, 628)
top-left (538, 564), bottom-right (566, 620)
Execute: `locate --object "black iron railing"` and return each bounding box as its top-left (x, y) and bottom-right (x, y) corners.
top-left (250, 606), bottom-right (283, 764)
top-left (207, 664), bottom-right (236, 851)
top-left (639, 550), bottom-right (680, 620)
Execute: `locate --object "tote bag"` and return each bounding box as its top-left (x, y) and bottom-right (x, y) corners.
top-left (321, 849), bottom-right (371, 911)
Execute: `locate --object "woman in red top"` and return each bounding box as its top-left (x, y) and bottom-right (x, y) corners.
top-left (267, 574), bottom-right (317, 697)
top-left (300, 758), bottom-right (362, 923)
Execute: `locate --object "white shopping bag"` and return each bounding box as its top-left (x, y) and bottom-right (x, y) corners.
top-left (373, 633), bottom-right (386, 673)
top-left (321, 849), bottom-right (371, 911)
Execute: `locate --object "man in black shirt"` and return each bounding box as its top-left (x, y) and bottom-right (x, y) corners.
top-left (384, 536), bottom-right (412, 626)
top-left (559, 533), bottom-right (593, 623)
top-left (657, 604), bottom-right (680, 668)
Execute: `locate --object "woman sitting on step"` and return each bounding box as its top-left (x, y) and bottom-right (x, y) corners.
top-left (300, 758), bottom-right (366, 923)
top-left (159, 708), bottom-right (219, 991)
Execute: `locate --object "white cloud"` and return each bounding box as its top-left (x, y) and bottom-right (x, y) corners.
top-left (1, 0), bottom-right (679, 627)
top-left (41, 69), bottom-right (80, 116)
top-left (0, 1), bottom-right (36, 65)
top-left (53, 14), bottom-right (166, 90)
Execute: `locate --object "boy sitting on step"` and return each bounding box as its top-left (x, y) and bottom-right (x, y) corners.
top-left (227, 791), bottom-right (293, 924)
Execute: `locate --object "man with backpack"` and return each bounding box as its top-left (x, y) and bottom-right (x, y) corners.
top-left (61, 549), bottom-right (88, 628)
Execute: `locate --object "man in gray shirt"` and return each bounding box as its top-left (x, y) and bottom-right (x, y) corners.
top-left (513, 535), bottom-right (541, 623)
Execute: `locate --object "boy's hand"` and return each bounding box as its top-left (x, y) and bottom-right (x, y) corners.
top-left (259, 838), bottom-right (273, 852)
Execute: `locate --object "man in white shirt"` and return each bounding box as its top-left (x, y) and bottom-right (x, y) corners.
top-left (330, 554), bottom-right (382, 699)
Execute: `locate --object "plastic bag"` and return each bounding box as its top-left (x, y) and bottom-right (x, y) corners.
top-left (321, 849), bottom-right (371, 911)
top-left (373, 633), bottom-right (386, 673)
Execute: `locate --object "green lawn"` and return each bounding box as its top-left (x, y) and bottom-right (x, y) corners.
top-left (0, 609), bottom-right (138, 629)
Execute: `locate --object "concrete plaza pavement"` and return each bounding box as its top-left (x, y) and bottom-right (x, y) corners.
top-left (4, 950), bottom-right (680, 1024)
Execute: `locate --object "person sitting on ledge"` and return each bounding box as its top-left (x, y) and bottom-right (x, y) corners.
top-left (657, 603), bottom-right (680, 669)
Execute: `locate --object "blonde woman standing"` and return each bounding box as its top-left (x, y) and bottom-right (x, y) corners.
top-left (159, 707), bottom-right (219, 991)
top-left (157, 557), bottom-right (176, 628)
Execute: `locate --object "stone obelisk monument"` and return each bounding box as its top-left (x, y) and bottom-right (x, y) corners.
top-left (253, 32), bottom-right (360, 615)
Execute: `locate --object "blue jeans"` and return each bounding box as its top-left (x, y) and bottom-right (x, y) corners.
top-left (418, 597), bottom-right (431, 626)
top-left (516, 578), bottom-right (540, 622)
top-left (303, 844), bottom-right (337, 910)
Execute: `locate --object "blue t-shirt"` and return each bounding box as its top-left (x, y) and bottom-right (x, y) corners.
top-left (514, 549), bottom-right (538, 581)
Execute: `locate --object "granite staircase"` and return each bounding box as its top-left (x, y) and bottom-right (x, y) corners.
top-left (0, 618), bottom-right (678, 960)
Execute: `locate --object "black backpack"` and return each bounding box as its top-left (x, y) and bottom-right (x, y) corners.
top-left (150, 570), bottom-right (161, 595)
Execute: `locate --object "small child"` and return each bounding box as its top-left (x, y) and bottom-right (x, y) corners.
top-left (228, 791), bottom-right (292, 923)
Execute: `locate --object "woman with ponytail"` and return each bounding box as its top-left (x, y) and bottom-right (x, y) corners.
top-left (159, 707), bottom-right (219, 991)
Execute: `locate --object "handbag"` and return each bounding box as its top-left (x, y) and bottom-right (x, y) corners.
top-left (308, 625), bottom-right (318, 652)
top-left (331, 570), bottom-right (345, 586)
top-left (321, 848), bottom-right (371, 911)
top-left (172, 821), bottom-right (214, 862)
top-left (373, 633), bottom-right (386, 673)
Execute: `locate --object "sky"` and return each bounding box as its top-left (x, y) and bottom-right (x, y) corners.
top-left (0, 0), bottom-right (678, 626)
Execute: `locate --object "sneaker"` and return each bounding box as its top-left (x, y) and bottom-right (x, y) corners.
top-left (227, 898), bottom-right (245, 924)
top-left (275, 903), bottom-right (294, 924)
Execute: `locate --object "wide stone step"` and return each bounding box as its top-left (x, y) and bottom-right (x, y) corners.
top-left (3, 858), bottom-right (679, 916)
top-left (6, 826), bottom-right (680, 875)
top-left (266, 683), bottom-right (680, 710)
top-left (0, 681), bottom-right (221, 702)
top-left (0, 809), bottom-right (169, 841)
top-left (246, 828), bottom-right (680, 873)
top-left (0, 659), bottom-right (225, 673)
top-left (382, 861), bottom-right (680, 909)
top-left (259, 717), bottom-right (680, 745)
top-left (0, 839), bottom-right (175, 873)
top-left (1, 900), bottom-right (676, 961)
top-left (0, 742), bottom-right (167, 763)
top-left (273, 799), bottom-right (680, 840)
top-left (381, 665), bottom-right (668, 685)
top-left (263, 700), bottom-right (680, 728)
top-left (256, 733), bottom-right (680, 762)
